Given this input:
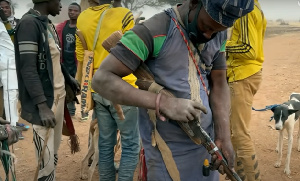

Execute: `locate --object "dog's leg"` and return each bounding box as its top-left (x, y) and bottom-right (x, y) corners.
top-left (298, 120), bottom-right (300, 151)
top-left (275, 131), bottom-right (280, 153)
top-left (284, 124), bottom-right (294, 175)
top-left (88, 127), bottom-right (99, 181)
top-left (274, 130), bottom-right (284, 168)
top-left (81, 132), bottom-right (95, 180)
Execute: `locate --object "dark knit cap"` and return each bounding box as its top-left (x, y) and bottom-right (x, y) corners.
top-left (202, 0), bottom-right (254, 27)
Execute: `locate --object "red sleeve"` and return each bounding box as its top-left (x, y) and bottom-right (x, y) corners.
top-left (55, 20), bottom-right (67, 51)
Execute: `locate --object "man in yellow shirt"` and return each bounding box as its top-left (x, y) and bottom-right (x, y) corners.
top-left (76, 0), bottom-right (139, 180)
top-left (226, 1), bottom-right (267, 180)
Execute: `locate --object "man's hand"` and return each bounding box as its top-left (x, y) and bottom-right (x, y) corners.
top-left (159, 94), bottom-right (207, 122)
top-left (0, 117), bottom-right (19, 145)
top-left (37, 102), bottom-right (56, 128)
top-left (5, 125), bottom-right (19, 145)
top-left (70, 75), bottom-right (81, 95)
top-left (211, 138), bottom-right (235, 177)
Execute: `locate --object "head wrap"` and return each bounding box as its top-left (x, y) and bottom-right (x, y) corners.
top-left (202, 0), bottom-right (254, 27)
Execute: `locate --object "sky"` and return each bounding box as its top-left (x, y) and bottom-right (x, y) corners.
top-left (13, 0), bottom-right (300, 22)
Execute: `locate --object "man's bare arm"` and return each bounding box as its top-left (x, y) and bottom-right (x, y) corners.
top-left (92, 54), bottom-right (207, 122)
top-left (210, 69), bottom-right (231, 141)
top-left (209, 67), bottom-right (235, 171)
top-left (92, 54), bottom-right (157, 109)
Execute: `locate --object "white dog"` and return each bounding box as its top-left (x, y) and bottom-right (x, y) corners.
top-left (271, 93), bottom-right (300, 175)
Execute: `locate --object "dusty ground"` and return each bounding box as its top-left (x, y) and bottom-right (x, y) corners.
top-left (8, 26), bottom-right (300, 181)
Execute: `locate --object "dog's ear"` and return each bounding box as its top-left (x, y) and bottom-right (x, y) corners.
top-left (271, 107), bottom-right (276, 113)
top-left (288, 109), bottom-right (299, 115)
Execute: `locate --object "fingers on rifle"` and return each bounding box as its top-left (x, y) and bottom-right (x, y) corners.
top-left (211, 154), bottom-right (222, 171)
top-left (186, 112), bottom-right (194, 121)
top-left (211, 154), bottom-right (217, 164)
top-left (193, 102), bottom-right (207, 114)
top-left (218, 165), bottom-right (225, 175)
top-left (189, 108), bottom-right (199, 120)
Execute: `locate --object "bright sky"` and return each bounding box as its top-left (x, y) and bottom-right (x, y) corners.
top-left (14, 0), bottom-right (300, 21)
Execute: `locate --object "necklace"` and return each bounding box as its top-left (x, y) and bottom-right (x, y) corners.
top-left (170, 17), bottom-right (209, 96)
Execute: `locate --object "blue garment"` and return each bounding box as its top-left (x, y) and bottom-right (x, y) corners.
top-left (92, 93), bottom-right (140, 181)
top-left (137, 9), bottom-right (226, 180)
top-left (67, 101), bottom-right (76, 116)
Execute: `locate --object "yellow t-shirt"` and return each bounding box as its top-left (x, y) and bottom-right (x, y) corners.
top-left (76, 4), bottom-right (137, 88)
top-left (226, 0), bottom-right (267, 82)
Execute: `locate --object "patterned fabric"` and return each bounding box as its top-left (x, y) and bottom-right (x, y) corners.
top-left (33, 95), bottom-right (65, 181)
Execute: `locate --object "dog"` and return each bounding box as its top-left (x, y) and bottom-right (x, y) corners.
top-left (271, 93), bottom-right (300, 175)
top-left (80, 119), bottom-right (121, 181)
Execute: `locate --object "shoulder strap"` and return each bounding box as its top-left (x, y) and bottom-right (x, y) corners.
top-left (76, 30), bottom-right (88, 50)
top-left (92, 5), bottom-right (111, 51)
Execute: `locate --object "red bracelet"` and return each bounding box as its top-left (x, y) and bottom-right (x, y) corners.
top-left (155, 93), bottom-right (166, 121)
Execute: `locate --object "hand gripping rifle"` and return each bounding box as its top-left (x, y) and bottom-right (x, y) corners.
top-left (134, 65), bottom-right (241, 181)
top-left (103, 31), bottom-right (241, 181)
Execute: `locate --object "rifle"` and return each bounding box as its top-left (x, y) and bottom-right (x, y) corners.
top-left (135, 74), bottom-right (241, 181)
top-left (198, 124), bottom-right (242, 181)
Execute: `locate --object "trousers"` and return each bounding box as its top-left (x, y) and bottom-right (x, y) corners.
top-left (229, 70), bottom-right (262, 181)
top-left (92, 93), bottom-right (140, 181)
top-left (33, 94), bottom-right (65, 181)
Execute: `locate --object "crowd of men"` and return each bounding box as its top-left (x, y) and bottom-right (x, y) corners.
top-left (0, 0), bottom-right (267, 180)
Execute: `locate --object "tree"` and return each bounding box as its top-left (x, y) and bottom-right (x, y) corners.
top-left (122, 0), bottom-right (185, 11)
top-left (158, 0), bottom-right (185, 6)
top-left (122, 0), bottom-right (160, 11)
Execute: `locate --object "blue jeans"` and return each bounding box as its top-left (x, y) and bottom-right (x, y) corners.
top-left (92, 93), bottom-right (140, 181)
top-left (67, 101), bottom-right (76, 116)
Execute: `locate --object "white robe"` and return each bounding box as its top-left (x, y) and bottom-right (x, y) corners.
top-left (0, 21), bottom-right (18, 126)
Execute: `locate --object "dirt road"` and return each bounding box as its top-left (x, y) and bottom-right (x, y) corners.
top-left (11, 31), bottom-right (300, 181)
